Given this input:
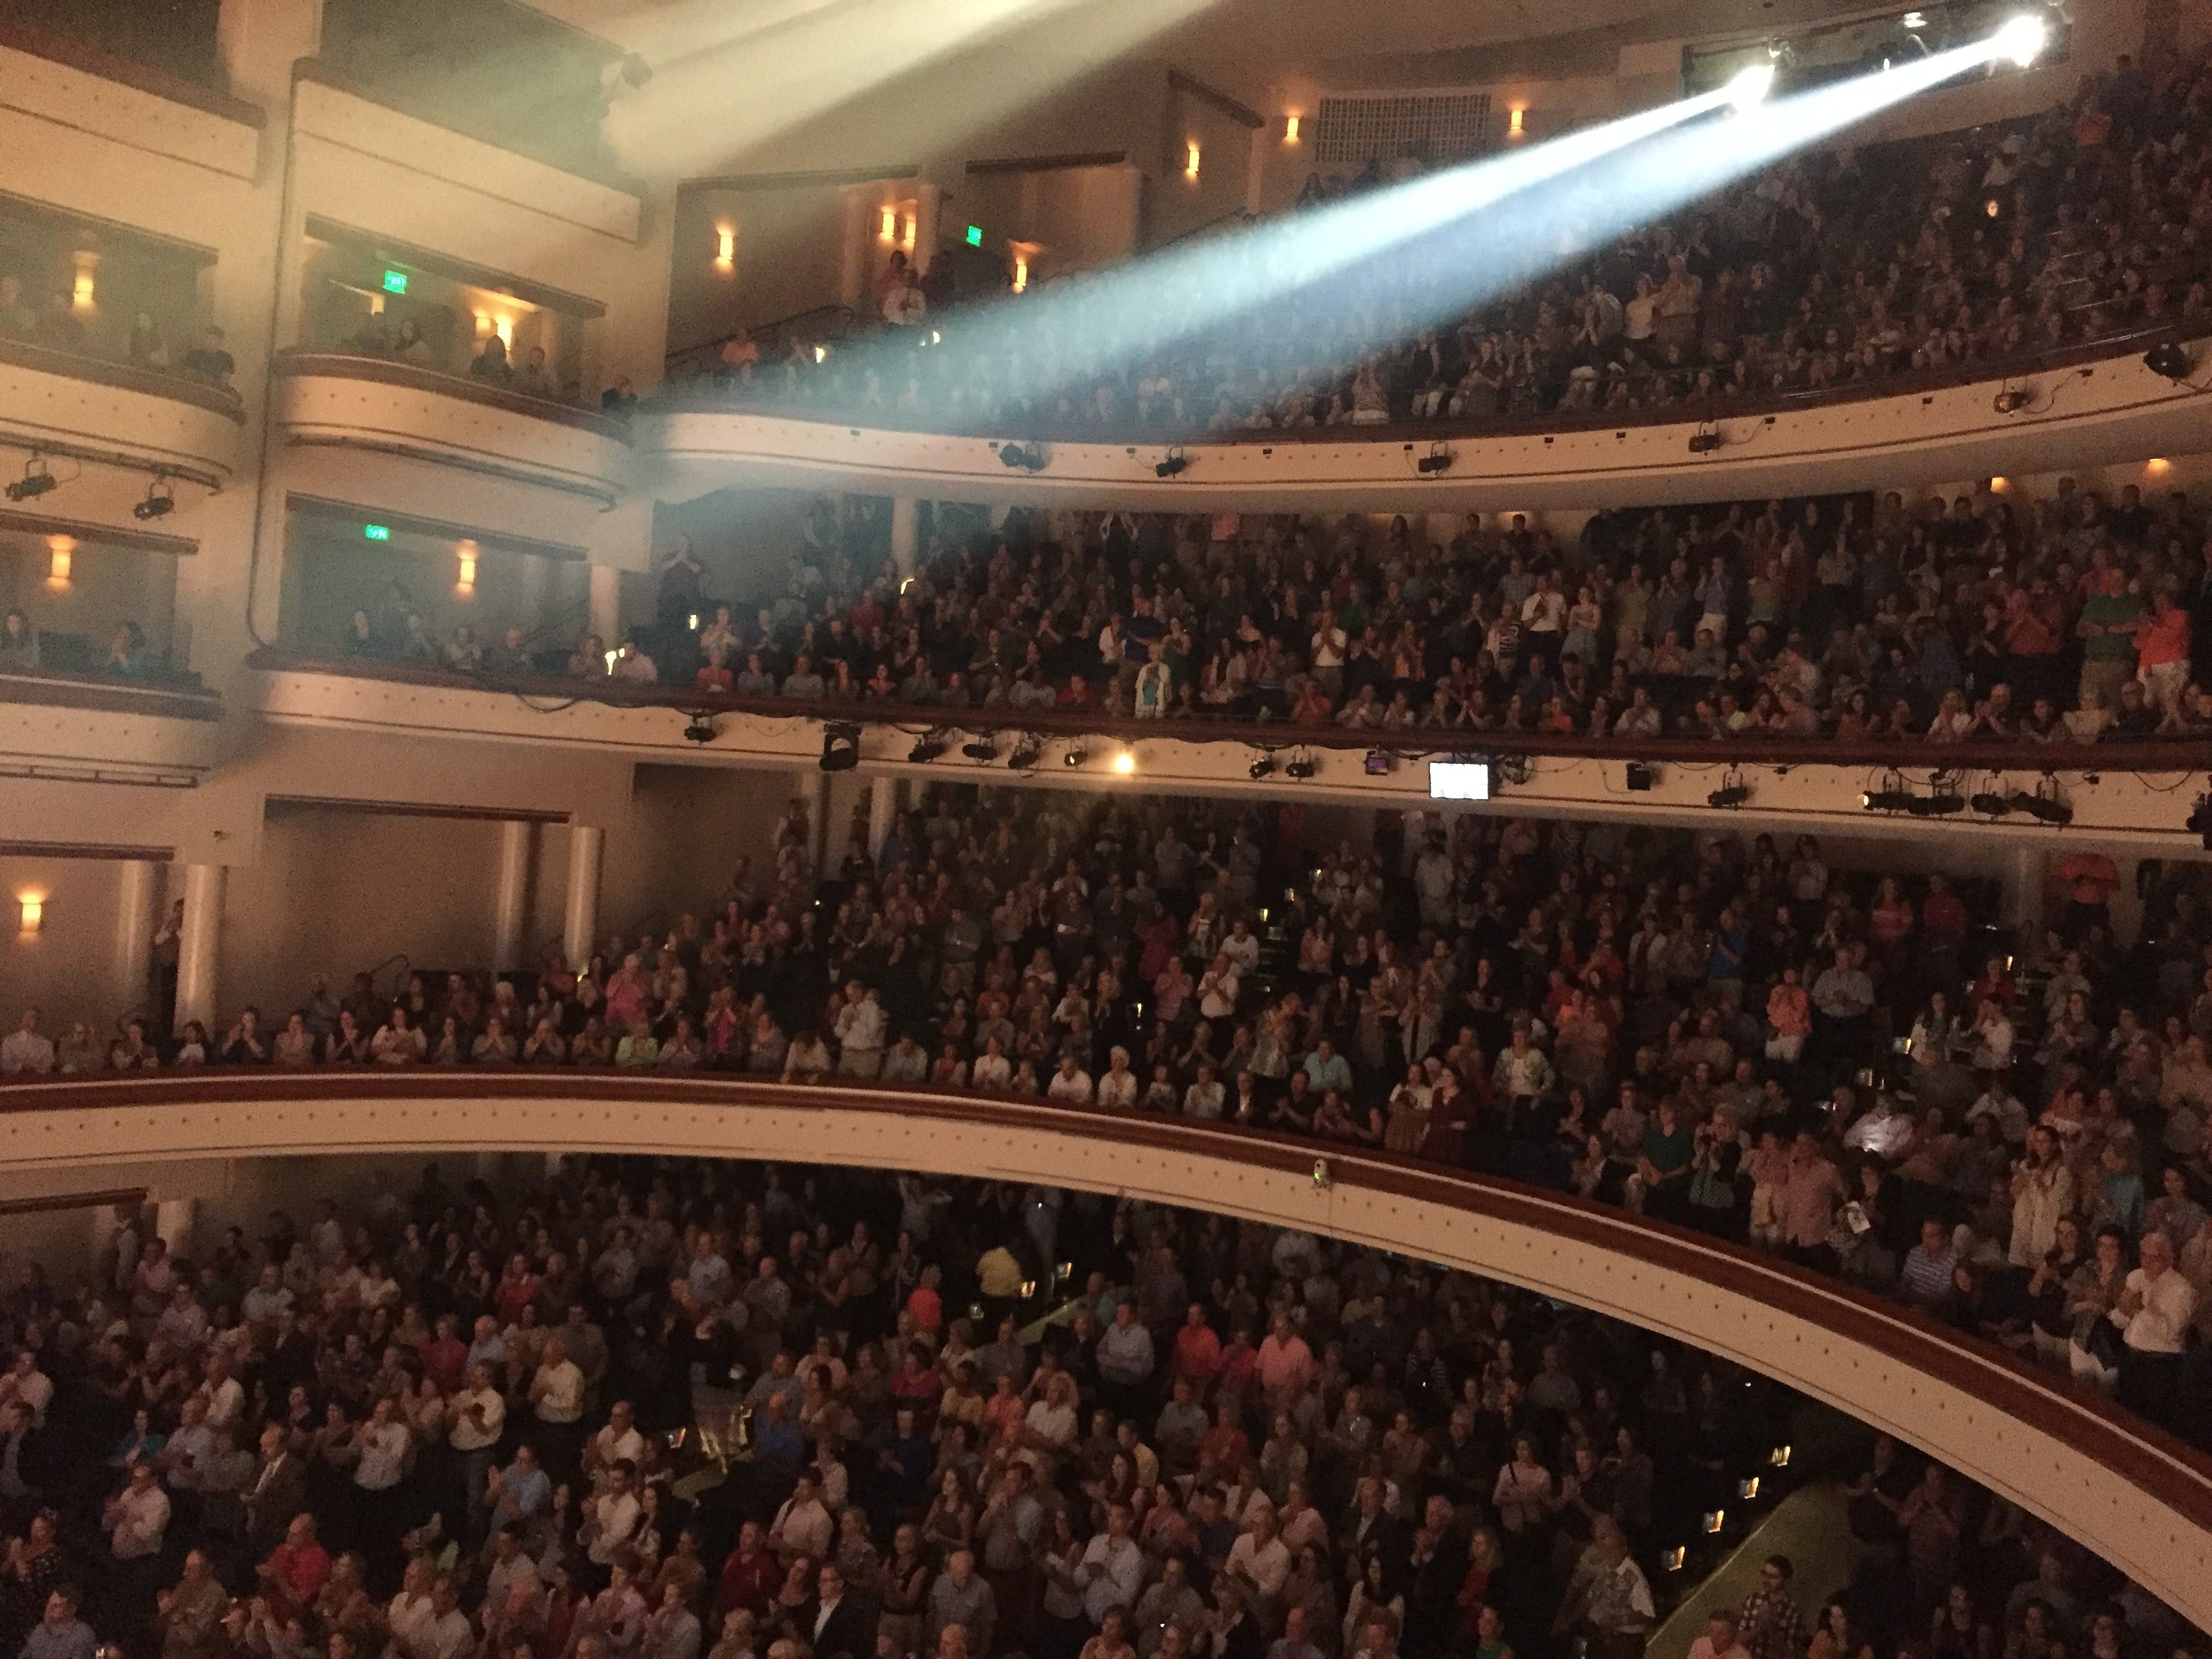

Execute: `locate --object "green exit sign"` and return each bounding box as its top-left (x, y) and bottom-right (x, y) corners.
top-left (382, 269), bottom-right (409, 295)
top-left (363, 523), bottom-right (391, 541)
top-left (965, 224), bottom-right (983, 247)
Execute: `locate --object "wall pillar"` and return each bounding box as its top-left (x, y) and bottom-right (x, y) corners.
top-left (155, 1197), bottom-right (198, 1256)
top-left (588, 565), bottom-right (622, 650)
top-left (562, 825), bottom-right (605, 968)
top-left (2001, 846), bottom-right (2047, 935)
top-left (492, 820), bottom-right (537, 976)
top-left (889, 496), bottom-right (920, 577)
top-left (113, 859), bottom-right (159, 1019)
top-left (173, 863), bottom-right (226, 1036)
top-left (838, 188), bottom-right (872, 312)
top-left (793, 771), bottom-right (826, 875)
top-left (867, 777), bottom-right (898, 861)
top-left (2108, 857), bottom-right (2145, 945)
top-left (902, 779), bottom-right (928, 811)
top-left (912, 181), bottom-right (943, 276)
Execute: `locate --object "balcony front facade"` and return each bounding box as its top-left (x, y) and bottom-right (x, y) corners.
top-left (643, 329), bottom-right (2212, 513)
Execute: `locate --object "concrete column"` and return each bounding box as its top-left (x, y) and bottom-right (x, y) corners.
top-left (493, 819), bottom-right (537, 975)
top-left (563, 825), bottom-right (605, 968)
top-left (155, 1198), bottom-right (198, 1256)
top-left (867, 777), bottom-right (898, 861)
top-left (2001, 846), bottom-right (2047, 935)
top-left (173, 863), bottom-right (225, 1036)
top-left (793, 771), bottom-right (826, 875)
top-left (113, 859), bottom-right (158, 1017)
top-left (912, 182), bottom-right (942, 275)
top-left (902, 778), bottom-right (928, 811)
top-left (588, 565), bottom-right (622, 649)
top-left (2109, 857), bottom-right (2145, 945)
top-left (889, 496), bottom-right (920, 577)
top-left (838, 188), bottom-right (872, 311)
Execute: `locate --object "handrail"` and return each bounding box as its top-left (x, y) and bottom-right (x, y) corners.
top-left (0, 334), bottom-right (247, 423)
top-left (0, 668), bottom-right (222, 722)
top-left (646, 323), bottom-right (2198, 448)
top-left (245, 648), bottom-right (2212, 774)
top-left (0, 1069), bottom-right (2205, 1630)
top-left (274, 350), bottom-right (634, 443)
top-left (666, 304), bottom-right (859, 380)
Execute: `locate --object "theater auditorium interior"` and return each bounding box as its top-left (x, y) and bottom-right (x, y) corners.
top-left (0, 0), bottom-right (2211, 1657)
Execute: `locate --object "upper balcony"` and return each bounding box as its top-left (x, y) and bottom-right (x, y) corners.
top-left (642, 329), bottom-right (2212, 512)
top-left (245, 651), bottom-right (2212, 851)
top-left (0, 194), bottom-right (244, 501)
top-left (0, 1069), bottom-right (2205, 1634)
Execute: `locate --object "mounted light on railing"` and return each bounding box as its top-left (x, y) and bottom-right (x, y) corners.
top-left (1113, 750), bottom-right (1136, 775)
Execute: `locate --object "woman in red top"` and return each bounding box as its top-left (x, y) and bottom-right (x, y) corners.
top-left (492, 1252), bottom-right (541, 1328)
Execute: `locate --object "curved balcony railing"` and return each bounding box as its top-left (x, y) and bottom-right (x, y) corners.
top-left (246, 649), bottom-right (2212, 774)
top-left (0, 334), bottom-right (246, 422)
top-left (1, 1069), bottom-right (2207, 1629)
top-left (0, 665), bottom-right (219, 720)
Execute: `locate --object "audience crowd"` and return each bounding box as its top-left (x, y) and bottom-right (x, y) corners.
top-left (0, 268), bottom-right (234, 390)
top-left (0, 1148), bottom-right (2198, 1659)
top-left (330, 472), bottom-right (2212, 745)
top-left (4, 787), bottom-right (2209, 1464)
top-left (673, 51), bottom-right (2211, 441)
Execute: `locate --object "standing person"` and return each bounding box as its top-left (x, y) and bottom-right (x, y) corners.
top-left (1738, 1557), bottom-right (1807, 1659)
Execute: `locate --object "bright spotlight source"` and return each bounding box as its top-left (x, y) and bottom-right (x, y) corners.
top-left (1992, 14), bottom-right (2048, 66)
top-left (1063, 745), bottom-right (1087, 769)
top-left (1725, 63), bottom-right (1776, 109)
top-left (1112, 751), bottom-right (1136, 775)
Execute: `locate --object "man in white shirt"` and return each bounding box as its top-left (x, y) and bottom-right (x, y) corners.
top-left (2, 1352), bottom-right (54, 1426)
top-left (833, 983), bottom-right (888, 1078)
top-left (529, 1332), bottom-right (585, 1476)
top-left (0, 1008), bottom-right (54, 1075)
top-left (582, 1460), bottom-right (644, 1568)
top-left (584, 1399), bottom-right (648, 1481)
top-left (1223, 1506), bottom-right (1291, 1605)
top-left (1077, 1502), bottom-right (1145, 1625)
top-left (2117, 1231), bottom-right (2199, 1432)
top-left (415, 1575), bottom-right (475, 1659)
top-left (1096, 1048), bottom-right (1139, 1110)
top-left (1197, 956), bottom-right (1240, 1022)
top-left (353, 1395), bottom-right (413, 1574)
top-left (1047, 1057), bottom-right (1094, 1104)
top-left (771, 1470), bottom-right (834, 1564)
top-left (448, 1361), bottom-right (506, 1540)
top-left (105, 1460), bottom-right (171, 1561)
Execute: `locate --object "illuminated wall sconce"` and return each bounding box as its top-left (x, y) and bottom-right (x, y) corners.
top-left (45, 535), bottom-right (73, 590)
top-left (475, 312), bottom-right (514, 346)
top-left (880, 207), bottom-right (898, 243)
top-left (1185, 141), bottom-right (1202, 179)
top-left (1737, 1476), bottom-right (1761, 1501)
top-left (1701, 1510), bottom-right (1726, 1534)
top-left (455, 538), bottom-right (478, 595)
top-left (1769, 1444), bottom-right (1793, 1467)
top-left (902, 214), bottom-right (917, 251)
top-left (2146, 457), bottom-right (2171, 474)
top-left (1662, 1547), bottom-right (1687, 1572)
top-left (16, 893), bottom-right (43, 936)
top-left (1012, 255), bottom-right (1030, 293)
top-left (1508, 107), bottom-right (1526, 139)
top-left (1988, 476), bottom-right (2009, 492)
top-left (71, 249), bottom-right (100, 314)
top-left (714, 224), bottom-right (737, 272)
top-left (1283, 113), bottom-right (1300, 143)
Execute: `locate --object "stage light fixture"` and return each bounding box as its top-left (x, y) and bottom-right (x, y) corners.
top-left (1687, 430), bottom-right (1723, 453)
top-left (2191, 794), bottom-right (2212, 849)
top-left (1903, 790), bottom-right (1966, 816)
top-left (1708, 783), bottom-right (1750, 809)
top-left (5, 457), bottom-right (56, 502)
top-left (1625, 762), bottom-right (1657, 791)
top-left (1992, 14), bottom-right (2048, 66)
top-left (908, 730), bottom-right (949, 763)
top-left (1285, 755), bottom-right (1316, 781)
top-left (1970, 792), bottom-right (2013, 816)
top-left (2015, 790), bottom-right (2072, 825)
top-left (1992, 388), bottom-right (2031, 413)
top-left (1416, 446), bottom-right (1455, 474)
top-left (962, 736), bottom-right (998, 762)
top-left (2144, 342), bottom-right (2194, 382)
top-left (1112, 750), bottom-right (1136, 775)
top-left (134, 475), bottom-right (176, 520)
top-left (998, 442), bottom-right (1046, 471)
top-left (1725, 62), bottom-right (1776, 109)
top-left (1007, 734), bottom-right (1043, 771)
top-left (1155, 449), bottom-right (1189, 478)
top-left (1862, 788), bottom-right (1914, 813)
top-left (1364, 751), bottom-right (1394, 776)
top-left (1063, 745), bottom-right (1088, 768)
top-left (683, 713), bottom-right (718, 745)
top-left (819, 721), bottom-right (861, 771)
top-left (1249, 754), bottom-right (1277, 780)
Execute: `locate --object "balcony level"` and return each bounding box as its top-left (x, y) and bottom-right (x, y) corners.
top-left (642, 331), bottom-right (2212, 513)
top-left (274, 350), bottom-right (633, 507)
top-left (0, 1069), bottom-right (2205, 1633)
top-left (0, 338), bottom-right (243, 501)
top-left (247, 651), bottom-right (2212, 851)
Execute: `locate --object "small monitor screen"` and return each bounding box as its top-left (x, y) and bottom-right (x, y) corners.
top-left (1429, 761), bottom-right (1492, 801)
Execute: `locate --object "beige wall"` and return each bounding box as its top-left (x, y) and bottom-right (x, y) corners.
top-left (0, 855), bottom-right (140, 1033)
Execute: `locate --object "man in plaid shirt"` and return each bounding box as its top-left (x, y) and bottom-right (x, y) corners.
top-left (1740, 1555), bottom-right (1809, 1659)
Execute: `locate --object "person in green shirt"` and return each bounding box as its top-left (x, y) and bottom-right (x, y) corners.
top-left (2076, 554), bottom-right (2142, 713)
top-left (1637, 1099), bottom-right (1697, 1225)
